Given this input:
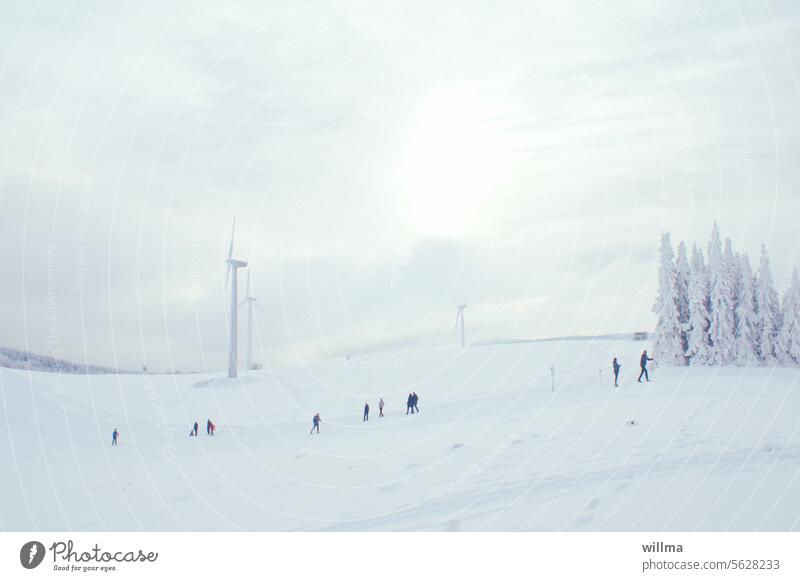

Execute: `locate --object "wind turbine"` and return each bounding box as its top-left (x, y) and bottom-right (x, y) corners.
top-left (453, 296), bottom-right (468, 348)
top-left (225, 219), bottom-right (248, 378)
top-left (239, 271), bottom-right (264, 371)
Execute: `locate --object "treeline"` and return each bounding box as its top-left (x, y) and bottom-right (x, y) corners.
top-left (0, 346), bottom-right (136, 375)
top-left (653, 223), bottom-right (800, 366)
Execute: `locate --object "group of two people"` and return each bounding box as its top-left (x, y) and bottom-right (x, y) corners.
top-left (612, 350), bottom-right (654, 387)
top-left (362, 398), bottom-right (385, 421)
top-left (406, 392), bottom-right (419, 415)
top-left (189, 419), bottom-right (216, 437)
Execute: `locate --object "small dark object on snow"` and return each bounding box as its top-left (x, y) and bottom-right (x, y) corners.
top-left (626, 420), bottom-right (638, 426)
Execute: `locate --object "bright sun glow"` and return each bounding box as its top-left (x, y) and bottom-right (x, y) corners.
top-left (402, 93), bottom-right (511, 236)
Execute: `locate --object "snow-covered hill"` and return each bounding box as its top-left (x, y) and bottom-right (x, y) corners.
top-left (1, 339), bottom-right (798, 531)
top-left (0, 346), bottom-right (135, 375)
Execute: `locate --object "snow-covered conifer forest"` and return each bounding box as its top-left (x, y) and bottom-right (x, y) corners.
top-left (653, 224), bottom-right (800, 368)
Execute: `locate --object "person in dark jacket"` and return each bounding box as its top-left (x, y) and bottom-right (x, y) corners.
top-left (112, 428), bottom-right (119, 446)
top-left (612, 357), bottom-right (621, 387)
top-left (406, 393), bottom-right (414, 415)
top-left (638, 350), bottom-right (653, 382)
top-left (207, 419), bottom-right (212, 435)
top-left (363, 402), bottom-right (370, 422)
top-left (193, 421), bottom-right (199, 437)
top-left (310, 413), bottom-right (321, 434)
top-left (379, 398), bottom-right (384, 418)
top-left (412, 392), bottom-right (419, 413)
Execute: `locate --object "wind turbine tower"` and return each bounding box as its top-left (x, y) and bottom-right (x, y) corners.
top-left (225, 219), bottom-right (248, 378)
top-left (453, 298), bottom-right (468, 348)
top-left (239, 271), bottom-right (263, 371)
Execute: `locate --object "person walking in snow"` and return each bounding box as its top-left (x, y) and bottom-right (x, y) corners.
top-left (310, 413), bottom-right (321, 434)
top-left (192, 421), bottom-right (199, 437)
top-left (363, 402), bottom-right (370, 422)
top-left (638, 350), bottom-right (653, 383)
top-left (406, 393), bottom-right (414, 415)
top-left (206, 419), bottom-right (212, 435)
top-left (612, 357), bottom-right (621, 387)
top-left (379, 397), bottom-right (384, 418)
top-left (412, 392), bottom-right (419, 413)
top-left (112, 428), bottom-right (119, 446)
top-left (209, 421), bottom-right (216, 436)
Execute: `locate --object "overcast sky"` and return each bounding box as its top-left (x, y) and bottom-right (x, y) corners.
top-left (1, 0), bottom-right (799, 372)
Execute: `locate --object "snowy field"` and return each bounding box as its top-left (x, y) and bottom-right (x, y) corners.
top-left (1, 339), bottom-right (798, 532)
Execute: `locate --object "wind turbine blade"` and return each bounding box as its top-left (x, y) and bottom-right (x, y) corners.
top-left (238, 298), bottom-right (246, 308)
top-left (255, 303), bottom-right (265, 312)
top-left (246, 271), bottom-right (251, 297)
top-left (451, 294), bottom-right (460, 307)
top-left (225, 217), bottom-right (236, 289)
top-left (455, 311), bottom-right (460, 328)
top-left (228, 218), bottom-right (236, 261)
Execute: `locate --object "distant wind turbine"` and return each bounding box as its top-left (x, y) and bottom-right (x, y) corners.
top-left (239, 271), bottom-right (264, 371)
top-left (453, 296), bottom-right (468, 348)
top-left (225, 219), bottom-right (248, 378)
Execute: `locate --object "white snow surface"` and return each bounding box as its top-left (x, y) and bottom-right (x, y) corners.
top-left (1, 339), bottom-right (798, 531)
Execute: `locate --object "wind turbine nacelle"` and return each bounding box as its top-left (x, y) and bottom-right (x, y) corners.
top-left (228, 259), bottom-right (248, 268)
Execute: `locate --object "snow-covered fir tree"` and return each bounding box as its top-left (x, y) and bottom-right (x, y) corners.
top-left (777, 267), bottom-right (800, 365)
top-left (653, 233), bottom-right (686, 365)
top-left (754, 245), bottom-right (782, 364)
top-left (686, 242), bottom-right (711, 365)
top-left (705, 224), bottom-right (736, 364)
top-left (732, 253), bottom-right (757, 365)
top-left (675, 241), bottom-right (691, 353)
top-left (724, 238), bottom-right (736, 303)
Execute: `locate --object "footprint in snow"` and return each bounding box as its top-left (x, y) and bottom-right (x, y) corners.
top-left (451, 442), bottom-right (464, 450)
top-left (575, 514), bottom-right (595, 527)
top-left (587, 497), bottom-right (602, 509)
